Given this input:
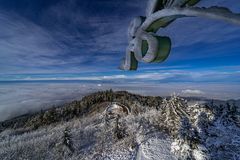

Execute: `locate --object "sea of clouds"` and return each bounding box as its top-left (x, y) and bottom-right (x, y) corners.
top-left (0, 82), bottom-right (239, 121)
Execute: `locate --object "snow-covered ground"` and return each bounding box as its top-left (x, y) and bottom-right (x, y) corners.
top-left (0, 95), bottom-right (239, 160)
top-left (0, 101), bottom-right (177, 160)
top-left (136, 137), bottom-right (177, 160)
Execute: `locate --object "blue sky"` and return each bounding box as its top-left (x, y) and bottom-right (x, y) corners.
top-left (0, 0), bottom-right (239, 96)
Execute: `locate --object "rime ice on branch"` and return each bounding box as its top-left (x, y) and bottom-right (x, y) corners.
top-left (120, 0), bottom-right (240, 70)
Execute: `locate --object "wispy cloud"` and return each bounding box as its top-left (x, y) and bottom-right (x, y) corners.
top-left (0, 0), bottom-right (147, 74)
top-left (0, 11), bottom-right (70, 73)
top-left (0, 10), bottom-right (120, 74)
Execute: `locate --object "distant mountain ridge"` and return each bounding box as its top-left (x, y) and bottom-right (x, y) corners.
top-left (1, 90), bottom-right (239, 133)
top-left (0, 90), bottom-right (163, 132)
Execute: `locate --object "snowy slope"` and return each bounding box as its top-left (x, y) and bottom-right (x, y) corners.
top-left (0, 91), bottom-right (239, 160)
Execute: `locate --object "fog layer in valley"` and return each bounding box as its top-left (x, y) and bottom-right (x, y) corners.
top-left (0, 82), bottom-right (239, 121)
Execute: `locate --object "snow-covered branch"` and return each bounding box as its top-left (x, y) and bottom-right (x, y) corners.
top-left (142, 7), bottom-right (240, 30)
top-left (120, 0), bottom-right (240, 70)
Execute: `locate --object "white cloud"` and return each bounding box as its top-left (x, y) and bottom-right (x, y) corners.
top-left (103, 75), bottom-right (127, 79)
top-left (133, 72), bottom-right (172, 80)
top-left (182, 89), bottom-right (205, 95)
